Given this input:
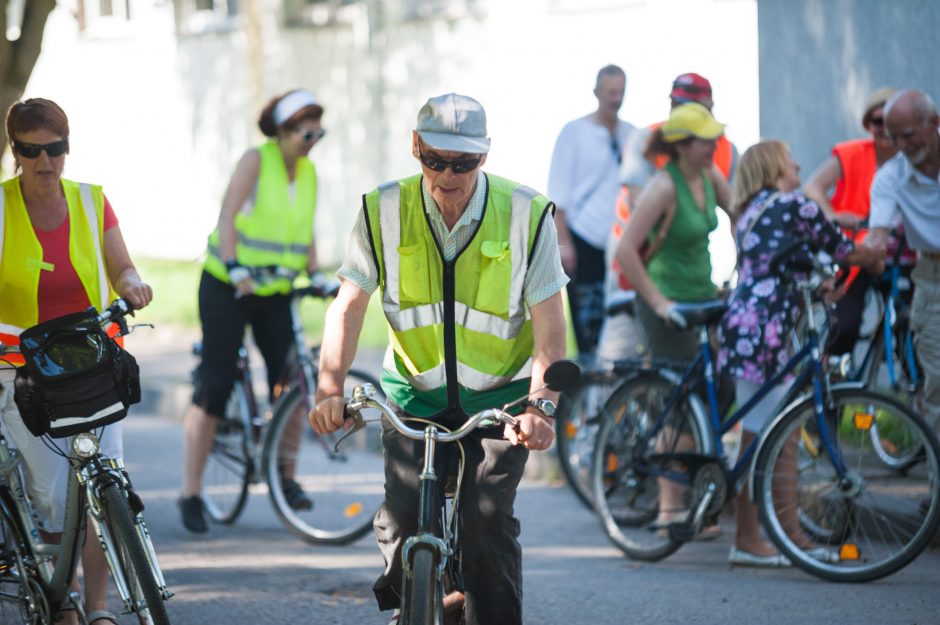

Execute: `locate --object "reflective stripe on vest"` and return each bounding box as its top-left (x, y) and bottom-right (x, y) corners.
top-left (204, 141), bottom-right (316, 294)
top-left (0, 178), bottom-right (112, 361)
top-left (368, 174), bottom-right (546, 394)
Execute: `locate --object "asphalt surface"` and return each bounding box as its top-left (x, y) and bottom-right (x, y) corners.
top-left (102, 325), bottom-right (940, 625)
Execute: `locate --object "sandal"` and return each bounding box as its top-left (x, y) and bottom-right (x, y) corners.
top-left (87, 609), bottom-right (120, 625)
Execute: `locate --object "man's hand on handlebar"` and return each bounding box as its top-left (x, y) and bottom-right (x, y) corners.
top-left (505, 410), bottom-right (555, 451)
top-left (308, 396), bottom-right (350, 435)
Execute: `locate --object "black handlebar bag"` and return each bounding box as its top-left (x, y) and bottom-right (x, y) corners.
top-left (13, 309), bottom-right (141, 438)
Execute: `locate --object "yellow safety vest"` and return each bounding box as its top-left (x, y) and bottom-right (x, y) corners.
top-left (0, 177), bottom-right (115, 362)
top-left (364, 173), bottom-right (553, 417)
top-left (205, 141), bottom-right (317, 295)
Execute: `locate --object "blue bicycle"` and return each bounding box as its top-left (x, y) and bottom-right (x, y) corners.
top-left (590, 245), bottom-right (940, 582)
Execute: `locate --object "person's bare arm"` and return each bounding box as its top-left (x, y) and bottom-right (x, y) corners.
top-left (710, 164), bottom-right (733, 218)
top-left (615, 173), bottom-right (674, 319)
top-left (504, 291), bottom-right (566, 451)
top-left (554, 208), bottom-right (577, 274)
top-left (103, 226), bottom-right (152, 309)
top-left (804, 157), bottom-right (859, 228)
top-left (218, 149), bottom-right (261, 294)
top-left (308, 280), bottom-right (371, 434)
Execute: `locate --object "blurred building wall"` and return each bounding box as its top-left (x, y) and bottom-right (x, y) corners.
top-left (757, 0), bottom-right (940, 177)
top-left (21, 0), bottom-right (759, 269)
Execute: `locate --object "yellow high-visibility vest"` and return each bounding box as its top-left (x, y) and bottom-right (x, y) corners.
top-left (205, 141), bottom-right (317, 295)
top-left (0, 177), bottom-right (115, 363)
top-left (364, 173), bottom-right (554, 417)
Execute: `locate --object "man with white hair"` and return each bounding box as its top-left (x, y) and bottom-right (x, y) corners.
top-left (868, 89), bottom-right (940, 434)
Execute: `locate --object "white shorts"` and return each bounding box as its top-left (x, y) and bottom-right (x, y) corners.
top-left (0, 368), bottom-right (123, 532)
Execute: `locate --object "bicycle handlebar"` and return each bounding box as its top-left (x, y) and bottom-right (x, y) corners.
top-left (345, 384), bottom-right (515, 444)
top-left (0, 298), bottom-right (138, 354)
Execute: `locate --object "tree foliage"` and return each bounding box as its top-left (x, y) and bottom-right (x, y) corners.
top-left (0, 0), bottom-right (57, 159)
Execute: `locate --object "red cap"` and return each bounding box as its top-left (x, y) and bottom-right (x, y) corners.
top-left (670, 73), bottom-right (713, 104)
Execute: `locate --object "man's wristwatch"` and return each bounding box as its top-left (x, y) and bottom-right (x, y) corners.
top-left (526, 398), bottom-right (556, 418)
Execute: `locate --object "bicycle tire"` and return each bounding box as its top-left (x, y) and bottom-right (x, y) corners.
top-left (867, 331), bottom-right (925, 471)
top-left (590, 371), bottom-right (709, 561)
top-left (0, 501), bottom-right (51, 625)
top-left (101, 483), bottom-right (171, 625)
top-left (554, 369), bottom-right (626, 509)
top-left (263, 368), bottom-right (385, 545)
top-left (403, 546), bottom-right (441, 625)
top-left (202, 380), bottom-right (252, 524)
top-left (755, 387), bottom-right (940, 582)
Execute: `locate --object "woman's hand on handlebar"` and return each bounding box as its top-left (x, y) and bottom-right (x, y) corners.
top-left (115, 271), bottom-right (153, 309)
top-left (505, 410), bottom-right (555, 451)
top-left (308, 396), bottom-right (348, 435)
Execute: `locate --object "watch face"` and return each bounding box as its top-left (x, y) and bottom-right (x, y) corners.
top-left (535, 399), bottom-right (556, 417)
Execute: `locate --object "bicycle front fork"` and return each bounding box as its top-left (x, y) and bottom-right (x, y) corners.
top-left (83, 461), bottom-right (173, 612)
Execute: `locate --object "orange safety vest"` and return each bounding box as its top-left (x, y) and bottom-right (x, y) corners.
top-left (611, 122), bottom-right (734, 288)
top-left (830, 139), bottom-right (877, 287)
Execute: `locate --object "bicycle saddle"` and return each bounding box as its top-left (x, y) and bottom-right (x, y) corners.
top-left (605, 291), bottom-right (636, 317)
top-left (670, 300), bottom-right (728, 329)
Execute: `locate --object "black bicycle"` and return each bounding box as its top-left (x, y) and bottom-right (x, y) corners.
top-left (198, 275), bottom-right (385, 544)
top-left (339, 360), bottom-right (580, 625)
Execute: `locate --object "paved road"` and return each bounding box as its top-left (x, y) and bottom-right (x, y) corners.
top-left (109, 327), bottom-right (940, 625)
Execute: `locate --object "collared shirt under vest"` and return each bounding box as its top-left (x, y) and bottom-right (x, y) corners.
top-left (0, 177), bottom-right (115, 363)
top-left (363, 173), bottom-right (555, 420)
top-left (204, 141), bottom-right (317, 295)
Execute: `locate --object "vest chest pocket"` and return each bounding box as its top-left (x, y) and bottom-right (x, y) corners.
top-left (397, 244), bottom-right (433, 306)
top-left (475, 240), bottom-right (512, 316)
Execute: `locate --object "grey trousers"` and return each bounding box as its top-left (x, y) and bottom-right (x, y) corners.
top-left (911, 256), bottom-right (940, 433)
top-left (372, 416), bottom-right (529, 625)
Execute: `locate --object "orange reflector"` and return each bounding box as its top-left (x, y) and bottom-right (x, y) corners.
top-left (606, 453), bottom-right (619, 474)
top-left (854, 412), bottom-right (874, 431)
top-left (565, 422), bottom-right (578, 439)
top-left (344, 502), bottom-right (364, 518)
top-left (840, 544), bottom-right (859, 560)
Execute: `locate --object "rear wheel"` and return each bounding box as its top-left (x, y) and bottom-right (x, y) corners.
top-left (263, 368), bottom-right (385, 545)
top-left (0, 505), bottom-right (51, 625)
top-left (202, 380), bottom-right (252, 524)
top-left (554, 369), bottom-right (626, 508)
top-left (755, 387), bottom-right (940, 582)
top-left (590, 373), bottom-right (709, 561)
top-left (101, 483), bottom-right (171, 625)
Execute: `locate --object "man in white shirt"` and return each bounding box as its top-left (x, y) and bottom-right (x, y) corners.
top-left (869, 89), bottom-right (940, 433)
top-left (548, 65), bottom-right (635, 362)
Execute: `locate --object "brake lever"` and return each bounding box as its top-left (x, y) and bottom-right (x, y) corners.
top-left (333, 409), bottom-right (367, 453)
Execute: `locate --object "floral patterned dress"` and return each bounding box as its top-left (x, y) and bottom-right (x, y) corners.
top-left (717, 188), bottom-right (855, 385)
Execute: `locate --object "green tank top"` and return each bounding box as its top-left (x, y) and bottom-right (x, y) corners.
top-left (646, 161), bottom-right (718, 301)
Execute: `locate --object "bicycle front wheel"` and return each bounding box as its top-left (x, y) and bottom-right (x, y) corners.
top-left (555, 369), bottom-right (625, 509)
top-left (755, 387), bottom-right (940, 582)
top-left (263, 368), bottom-right (386, 545)
top-left (202, 380), bottom-right (252, 524)
top-left (403, 546), bottom-right (442, 625)
top-left (590, 372), bottom-right (709, 561)
top-left (101, 483), bottom-right (171, 625)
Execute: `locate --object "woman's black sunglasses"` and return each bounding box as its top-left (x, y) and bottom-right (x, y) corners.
top-left (418, 149), bottom-right (482, 174)
top-left (13, 139), bottom-right (69, 159)
top-left (297, 128), bottom-right (326, 142)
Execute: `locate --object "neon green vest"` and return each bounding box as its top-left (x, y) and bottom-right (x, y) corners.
top-left (205, 141), bottom-right (317, 295)
top-left (364, 173), bottom-right (553, 418)
top-left (0, 177), bottom-right (114, 339)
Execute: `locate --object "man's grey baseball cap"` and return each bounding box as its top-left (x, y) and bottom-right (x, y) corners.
top-left (416, 93), bottom-right (491, 154)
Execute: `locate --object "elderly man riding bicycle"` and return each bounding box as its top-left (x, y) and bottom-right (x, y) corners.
top-left (309, 93), bottom-right (567, 625)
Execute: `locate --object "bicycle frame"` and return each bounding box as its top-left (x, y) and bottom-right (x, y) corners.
top-left (0, 430), bottom-right (171, 620)
top-left (633, 276), bottom-right (850, 506)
